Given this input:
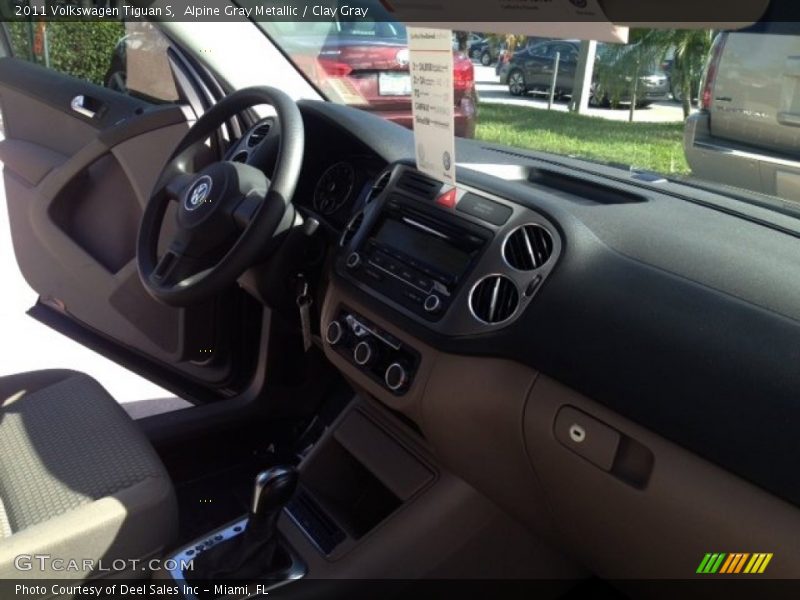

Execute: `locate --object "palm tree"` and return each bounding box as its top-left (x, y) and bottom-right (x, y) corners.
top-left (595, 28), bottom-right (715, 119)
top-left (454, 31), bottom-right (469, 52)
top-left (661, 29), bottom-right (715, 117)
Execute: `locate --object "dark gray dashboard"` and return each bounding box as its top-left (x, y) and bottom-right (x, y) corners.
top-left (296, 99), bottom-right (800, 508)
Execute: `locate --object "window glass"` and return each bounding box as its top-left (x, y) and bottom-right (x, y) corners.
top-left (531, 44), bottom-right (553, 58)
top-left (258, 10), bottom-right (800, 210)
top-left (4, 19), bottom-right (178, 103)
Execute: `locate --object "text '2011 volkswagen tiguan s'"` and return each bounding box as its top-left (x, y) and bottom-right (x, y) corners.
top-left (0, 1), bottom-right (798, 599)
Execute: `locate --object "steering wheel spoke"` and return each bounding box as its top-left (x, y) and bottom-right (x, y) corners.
top-left (151, 234), bottom-right (201, 289)
top-left (164, 170), bottom-right (196, 203)
top-left (231, 192), bottom-right (264, 229)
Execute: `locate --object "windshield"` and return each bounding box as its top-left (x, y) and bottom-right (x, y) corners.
top-left (260, 10), bottom-right (800, 212)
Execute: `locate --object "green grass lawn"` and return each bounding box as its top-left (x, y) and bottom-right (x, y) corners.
top-left (475, 104), bottom-right (690, 176)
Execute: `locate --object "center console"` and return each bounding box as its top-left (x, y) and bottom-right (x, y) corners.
top-left (336, 164), bottom-right (562, 338)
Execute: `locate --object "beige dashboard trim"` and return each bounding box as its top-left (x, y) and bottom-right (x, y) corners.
top-left (322, 279), bottom-right (800, 579)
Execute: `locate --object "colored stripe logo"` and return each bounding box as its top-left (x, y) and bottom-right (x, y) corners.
top-left (697, 553), bottom-right (773, 574)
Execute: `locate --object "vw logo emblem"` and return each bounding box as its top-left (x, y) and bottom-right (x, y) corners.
top-left (185, 176), bottom-right (212, 211)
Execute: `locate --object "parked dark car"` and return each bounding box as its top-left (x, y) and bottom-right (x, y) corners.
top-left (469, 37), bottom-right (501, 66)
top-left (498, 39), bottom-right (670, 107)
top-left (495, 36), bottom-right (552, 75)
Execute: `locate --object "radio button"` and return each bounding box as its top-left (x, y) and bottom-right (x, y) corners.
top-left (364, 267), bottom-right (383, 282)
top-left (346, 252), bottom-right (362, 270)
top-left (414, 275), bottom-right (433, 291)
top-left (423, 294), bottom-right (443, 314)
top-left (403, 289), bottom-right (425, 304)
top-left (353, 341), bottom-right (375, 366)
top-left (399, 268), bottom-right (416, 283)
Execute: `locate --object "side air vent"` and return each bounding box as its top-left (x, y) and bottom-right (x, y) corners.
top-left (503, 224), bottom-right (554, 271)
top-left (365, 170), bottom-right (392, 204)
top-left (397, 170), bottom-right (441, 201)
top-left (340, 210), bottom-right (365, 247)
top-left (247, 120), bottom-right (272, 147)
top-left (469, 275), bottom-right (519, 325)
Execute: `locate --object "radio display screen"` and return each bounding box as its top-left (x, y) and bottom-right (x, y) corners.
top-left (374, 218), bottom-right (471, 276)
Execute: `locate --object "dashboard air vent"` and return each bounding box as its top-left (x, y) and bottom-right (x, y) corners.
top-left (340, 210), bottom-right (365, 247)
top-left (503, 224), bottom-right (553, 271)
top-left (397, 170), bottom-right (441, 201)
top-left (365, 170), bottom-right (392, 204)
top-left (247, 121), bottom-right (272, 147)
top-left (469, 275), bottom-right (519, 325)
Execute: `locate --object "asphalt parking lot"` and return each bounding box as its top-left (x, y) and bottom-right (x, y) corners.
top-left (473, 64), bottom-right (689, 123)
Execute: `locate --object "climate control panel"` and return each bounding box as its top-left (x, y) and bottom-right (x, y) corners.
top-left (325, 308), bottom-right (419, 395)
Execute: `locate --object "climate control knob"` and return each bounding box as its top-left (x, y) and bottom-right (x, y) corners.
top-left (353, 340), bottom-right (375, 366)
top-left (423, 293), bottom-right (442, 314)
top-left (325, 321), bottom-right (344, 346)
top-left (384, 363), bottom-right (409, 392)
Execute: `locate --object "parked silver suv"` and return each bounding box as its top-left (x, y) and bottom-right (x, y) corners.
top-left (684, 31), bottom-right (800, 202)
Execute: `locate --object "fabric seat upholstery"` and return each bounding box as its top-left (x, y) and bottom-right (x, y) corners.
top-left (0, 370), bottom-right (177, 580)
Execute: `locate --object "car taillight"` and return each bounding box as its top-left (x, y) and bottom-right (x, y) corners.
top-left (317, 58), bottom-right (353, 78)
top-left (453, 58), bottom-right (474, 91)
top-left (700, 33), bottom-right (727, 110)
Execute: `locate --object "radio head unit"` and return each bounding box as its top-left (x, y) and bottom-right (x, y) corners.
top-left (343, 194), bottom-right (490, 321)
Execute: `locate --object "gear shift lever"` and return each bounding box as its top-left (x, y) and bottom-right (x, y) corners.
top-left (248, 466), bottom-right (299, 534)
top-left (192, 466), bottom-right (298, 581)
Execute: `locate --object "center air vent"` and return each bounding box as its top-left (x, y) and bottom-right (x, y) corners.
top-left (365, 170), bottom-right (392, 204)
top-left (469, 275), bottom-right (519, 325)
top-left (340, 210), bottom-right (365, 247)
top-left (247, 120), bottom-right (272, 147)
top-left (503, 224), bottom-right (554, 271)
top-left (397, 170), bottom-right (441, 201)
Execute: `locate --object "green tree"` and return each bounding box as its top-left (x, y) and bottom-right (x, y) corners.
top-left (6, 20), bottom-right (124, 85)
top-left (596, 28), bottom-right (715, 119)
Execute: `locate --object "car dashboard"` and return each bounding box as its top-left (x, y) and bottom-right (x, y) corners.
top-left (230, 99), bottom-right (800, 578)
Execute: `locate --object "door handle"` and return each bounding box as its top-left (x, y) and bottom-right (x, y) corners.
top-left (70, 95), bottom-right (104, 119)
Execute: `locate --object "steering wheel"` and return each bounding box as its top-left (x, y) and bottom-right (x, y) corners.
top-left (137, 87), bottom-right (304, 307)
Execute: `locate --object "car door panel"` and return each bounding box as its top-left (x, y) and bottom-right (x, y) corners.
top-left (0, 57), bottom-right (226, 381)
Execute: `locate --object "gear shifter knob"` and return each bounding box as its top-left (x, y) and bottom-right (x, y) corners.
top-left (249, 466), bottom-right (298, 531)
top-left (193, 466), bottom-right (298, 580)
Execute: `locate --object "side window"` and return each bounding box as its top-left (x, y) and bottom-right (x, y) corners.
top-left (554, 44), bottom-right (578, 62)
top-left (3, 20), bottom-right (178, 103)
